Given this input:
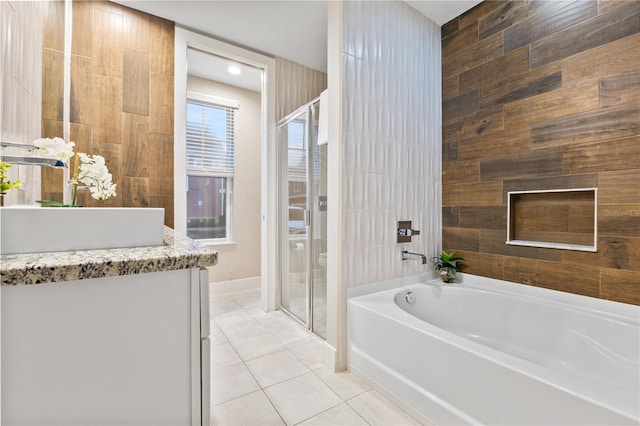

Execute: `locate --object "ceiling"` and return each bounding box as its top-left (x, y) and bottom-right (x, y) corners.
top-left (115, 0), bottom-right (481, 92)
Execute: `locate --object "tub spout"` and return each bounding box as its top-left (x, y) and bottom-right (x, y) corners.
top-left (401, 250), bottom-right (427, 264)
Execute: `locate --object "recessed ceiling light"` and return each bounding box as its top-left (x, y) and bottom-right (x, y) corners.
top-left (227, 65), bottom-right (242, 75)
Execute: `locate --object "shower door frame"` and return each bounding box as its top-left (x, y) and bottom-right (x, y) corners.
top-left (277, 97), bottom-right (323, 335)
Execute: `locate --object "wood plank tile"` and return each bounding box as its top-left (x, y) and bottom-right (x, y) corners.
top-left (598, 170), bottom-right (640, 204)
top-left (460, 206), bottom-right (507, 231)
top-left (443, 32), bottom-right (503, 78)
top-left (150, 15), bottom-right (174, 76)
top-left (122, 113), bottom-right (149, 178)
top-left (122, 177), bottom-right (150, 207)
top-left (443, 105), bottom-right (504, 143)
top-left (480, 229), bottom-right (563, 261)
top-left (599, 71), bottom-right (640, 108)
top-left (150, 195), bottom-right (174, 228)
top-left (443, 207), bottom-right (460, 227)
top-left (532, 105), bottom-right (640, 147)
top-left (479, 63), bottom-right (562, 109)
top-left (443, 159), bottom-right (479, 184)
top-left (148, 133), bottom-right (174, 197)
top-left (122, 6), bottom-right (151, 53)
top-left (504, 1), bottom-right (598, 53)
top-left (480, 148), bottom-right (563, 181)
top-left (70, 55), bottom-right (93, 125)
top-left (600, 268), bottom-right (640, 305)
top-left (564, 236), bottom-right (640, 271)
top-left (92, 3), bottom-right (123, 79)
top-left (479, 0), bottom-right (547, 40)
top-left (531, 2), bottom-right (639, 69)
top-left (72, 0), bottom-right (93, 57)
top-left (443, 181), bottom-right (503, 207)
top-left (599, 204), bottom-right (640, 237)
top-left (42, 0), bottom-right (65, 51)
top-left (42, 49), bottom-right (64, 122)
top-left (457, 126), bottom-right (530, 162)
top-left (503, 257), bottom-right (600, 298)
top-left (92, 75), bottom-right (122, 144)
top-left (87, 141), bottom-right (123, 208)
top-left (443, 227), bottom-right (480, 252)
top-left (70, 123), bottom-right (93, 158)
top-left (503, 174), bottom-right (598, 203)
top-left (441, 17), bottom-right (459, 38)
top-left (598, 0), bottom-right (634, 14)
top-left (443, 89), bottom-right (480, 123)
top-left (149, 72), bottom-right (174, 136)
top-left (455, 250), bottom-right (504, 280)
top-left (562, 33), bottom-right (640, 85)
top-left (459, 46), bottom-right (530, 96)
top-left (563, 136), bottom-right (640, 174)
top-left (40, 120), bottom-right (64, 203)
top-left (459, 1), bottom-right (504, 29)
top-left (123, 49), bottom-right (150, 115)
top-left (442, 75), bottom-right (458, 101)
top-left (442, 22), bottom-right (478, 57)
top-left (503, 81), bottom-right (600, 129)
top-left (443, 140), bottom-right (458, 163)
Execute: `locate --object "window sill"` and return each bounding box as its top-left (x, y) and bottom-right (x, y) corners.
top-left (198, 239), bottom-right (237, 249)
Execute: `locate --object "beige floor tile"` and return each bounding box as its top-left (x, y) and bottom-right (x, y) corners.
top-left (245, 350), bottom-right (310, 388)
top-left (272, 326), bottom-right (319, 349)
top-left (217, 318), bottom-right (270, 342)
top-left (289, 339), bottom-right (325, 370)
top-left (298, 403), bottom-right (369, 426)
top-left (264, 372), bottom-right (342, 425)
top-left (211, 390), bottom-right (284, 426)
top-left (210, 321), bottom-right (228, 346)
top-left (213, 307), bottom-right (255, 327)
top-left (256, 312), bottom-right (304, 333)
top-left (347, 390), bottom-right (419, 426)
top-left (211, 342), bottom-right (241, 370)
top-left (313, 368), bottom-right (370, 401)
top-left (210, 362), bottom-right (260, 406)
top-left (231, 332), bottom-right (286, 361)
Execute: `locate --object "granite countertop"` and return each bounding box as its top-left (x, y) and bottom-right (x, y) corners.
top-left (0, 227), bottom-right (217, 286)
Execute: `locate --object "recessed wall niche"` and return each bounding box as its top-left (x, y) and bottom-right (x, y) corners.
top-left (507, 188), bottom-right (597, 252)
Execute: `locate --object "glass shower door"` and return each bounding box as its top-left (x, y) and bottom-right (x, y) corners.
top-left (279, 99), bottom-right (326, 338)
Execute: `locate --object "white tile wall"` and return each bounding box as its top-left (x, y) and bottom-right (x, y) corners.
top-left (342, 1), bottom-right (442, 288)
top-left (1, 0), bottom-right (44, 205)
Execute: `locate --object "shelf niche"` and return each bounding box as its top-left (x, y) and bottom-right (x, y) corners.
top-left (506, 188), bottom-right (597, 252)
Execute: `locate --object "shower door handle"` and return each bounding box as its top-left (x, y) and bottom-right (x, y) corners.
top-left (304, 209), bottom-right (311, 226)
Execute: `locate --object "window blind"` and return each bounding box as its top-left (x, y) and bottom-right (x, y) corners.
top-left (186, 100), bottom-right (235, 176)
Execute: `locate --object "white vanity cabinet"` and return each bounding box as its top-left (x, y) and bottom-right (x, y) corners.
top-left (1, 268), bottom-right (210, 425)
top-left (0, 227), bottom-right (216, 425)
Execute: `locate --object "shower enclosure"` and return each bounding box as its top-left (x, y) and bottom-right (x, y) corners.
top-left (278, 98), bottom-right (327, 338)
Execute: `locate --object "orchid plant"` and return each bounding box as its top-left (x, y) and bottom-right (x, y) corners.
top-left (32, 137), bottom-right (117, 207)
top-left (0, 160), bottom-right (22, 195)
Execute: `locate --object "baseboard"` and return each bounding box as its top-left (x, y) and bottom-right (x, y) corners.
top-left (209, 276), bottom-right (260, 295)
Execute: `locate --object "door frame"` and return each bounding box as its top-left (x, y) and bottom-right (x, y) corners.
top-left (174, 27), bottom-right (278, 312)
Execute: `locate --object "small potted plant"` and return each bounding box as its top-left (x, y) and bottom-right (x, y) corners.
top-left (431, 250), bottom-right (464, 283)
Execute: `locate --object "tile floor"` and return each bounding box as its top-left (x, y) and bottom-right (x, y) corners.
top-left (209, 288), bottom-right (423, 426)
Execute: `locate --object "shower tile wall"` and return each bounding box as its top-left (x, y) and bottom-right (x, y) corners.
top-left (342, 1), bottom-right (442, 287)
top-left (1, 0), bottom-right (44, 205)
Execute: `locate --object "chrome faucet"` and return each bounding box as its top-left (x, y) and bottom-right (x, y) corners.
top-left (401, 250), bottom-right (427, 264)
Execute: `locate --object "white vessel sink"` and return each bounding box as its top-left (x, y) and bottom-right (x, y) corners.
top-left (0, 207), bottom-right (165, 255)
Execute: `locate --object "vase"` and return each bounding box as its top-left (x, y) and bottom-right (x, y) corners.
top-left (439, 267), bottom-right (456, 283)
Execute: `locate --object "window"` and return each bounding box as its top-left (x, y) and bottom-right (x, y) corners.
top-left (186, 93), bottom-right (238, 240)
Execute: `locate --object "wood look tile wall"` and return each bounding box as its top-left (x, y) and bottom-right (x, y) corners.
top-left (42, 1), bottom-right (175, 227)
top-left (442, 0), bottom-right (639, 305)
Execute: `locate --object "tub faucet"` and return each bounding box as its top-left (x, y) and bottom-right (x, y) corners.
top-left (401, 250), bottom-right (427, 264)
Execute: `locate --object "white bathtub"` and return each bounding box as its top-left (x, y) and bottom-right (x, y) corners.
top-left (348, 274), bottom-right (640, 425)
